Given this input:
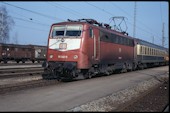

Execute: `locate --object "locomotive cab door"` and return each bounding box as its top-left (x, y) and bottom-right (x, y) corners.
top-left (93, 28), bottom-right (100, 61)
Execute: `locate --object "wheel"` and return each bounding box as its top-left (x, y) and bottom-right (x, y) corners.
top-left (3, 60), bottom-right (7, 64)
top-left (121, 64), bottom-right (127, 73)
top-left (83, 72), bottom-right (92, 79)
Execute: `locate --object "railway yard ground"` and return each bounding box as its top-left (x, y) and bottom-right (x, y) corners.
top-left (121, 79), bottom-right (169, 112)
top-left (0, 65), bottom-right (169, 112)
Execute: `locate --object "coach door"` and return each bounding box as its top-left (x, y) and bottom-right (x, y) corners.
top-left (93, 28), bottom-right (100, 61)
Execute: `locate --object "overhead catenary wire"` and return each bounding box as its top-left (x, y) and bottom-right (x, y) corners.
top-left (12, 16), bottom-right (50, 27)
top-left (86, 2), bottom-right (115, 17)
top-left (47, 2), bottom-right (89, 18)
top-left (1, 2), bottom-right (65, 22)
top-left (85, 2), bottom-right (163, 41)
top-left (160, 2), bottom-right (163, 24)
top-left (15, 24), bottom-right (49, 32)
top-left (9, 10), bottom-right (51, 26)
top-left (111, 2), bottom-right (162, 40)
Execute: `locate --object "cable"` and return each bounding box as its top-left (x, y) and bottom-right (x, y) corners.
top-left (86, 2), bottom-right (162, 41)
top-left (9, 10), bottom-right (50, 26)
top-left (14, 24), bottom-right (49, 32)
top-left (160, 2), bottom-right (163, 23)
top-left (1, 2), bottom-right (65, 21)
top-left (111, 2), bottom-right (162, 39)
top-left (12, 16), bottom-right (50, 27)
top-left (47, 2), bottom-right (87, 18)
top-left (86, 2), bottom-right (114, 16)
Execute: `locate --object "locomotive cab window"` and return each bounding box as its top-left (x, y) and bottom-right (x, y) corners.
top-left (65, 25), bottom-right (82, 37)
top-left (51, 25), bottom-right (82, 38)
top-left (52, 26), bottom-right (65, 37)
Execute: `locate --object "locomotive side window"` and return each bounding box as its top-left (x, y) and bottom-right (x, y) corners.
top-left (100, 31), bottom-right (134, 47)
top-left (89, 27), bottom-right (93, 38)
top-left (111, 34), bottom-right (116, 43)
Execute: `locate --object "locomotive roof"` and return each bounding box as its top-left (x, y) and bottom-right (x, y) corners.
top-left (52, 21), bottom-right (133, 40)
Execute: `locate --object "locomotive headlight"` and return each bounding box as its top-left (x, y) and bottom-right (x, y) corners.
top-left (73, 55), bottom-right (78, 59)
top-left (49, 54), bottom-right (53, 58)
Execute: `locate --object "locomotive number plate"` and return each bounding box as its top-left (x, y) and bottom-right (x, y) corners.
top-left (59, 43), bottom-right (67, 49)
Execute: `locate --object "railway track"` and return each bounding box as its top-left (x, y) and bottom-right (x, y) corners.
top-left (0, 78), bottom-right (59, 94)
top-left (0, 62), bottom-right (42, 66)
top-left (0, 67), bottom-right (44, 79)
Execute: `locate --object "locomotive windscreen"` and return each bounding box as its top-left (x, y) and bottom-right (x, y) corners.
top-left (52, 25), bottom-right (82, 38)
top-left (49, 25), bottom-right (82, 51)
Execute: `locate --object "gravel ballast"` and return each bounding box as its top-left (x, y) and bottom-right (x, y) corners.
top-left (68, 73), bottom-right (169, 112)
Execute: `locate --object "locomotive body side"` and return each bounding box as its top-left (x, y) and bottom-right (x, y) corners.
top-left (99, 28), bottom-right (134, 71)
top-left (42, 21), bottom-right (136, 80)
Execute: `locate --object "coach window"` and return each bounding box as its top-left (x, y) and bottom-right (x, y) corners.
top-left (147, 48), bottom-right (149, 55)
top-left (153, 49), bottom-right (154, 55)
top-left (145, 47), bottom-right (147, 55)
top-left (154, 49), bottom-right (155, 55)
top-left (141, 46), bottom-right (143, 54)
top-left (140, 46), bottom-right (142, 54)
top-left (89, 27), bottom-right (93, 38)
top-left (149, 48), bottom-right (151, 55)
top-left (155, 49), bottom-right (157, 55)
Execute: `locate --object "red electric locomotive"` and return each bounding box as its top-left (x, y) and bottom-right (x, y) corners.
top-left (42, 19), bottom-right (136, 80)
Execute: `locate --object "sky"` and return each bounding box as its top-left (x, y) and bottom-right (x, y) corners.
top-left (0, 1), bottom-right (169, 48)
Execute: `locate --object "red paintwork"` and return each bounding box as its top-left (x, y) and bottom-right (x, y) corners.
top-left (47, 22), bottom-right (134, 69)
